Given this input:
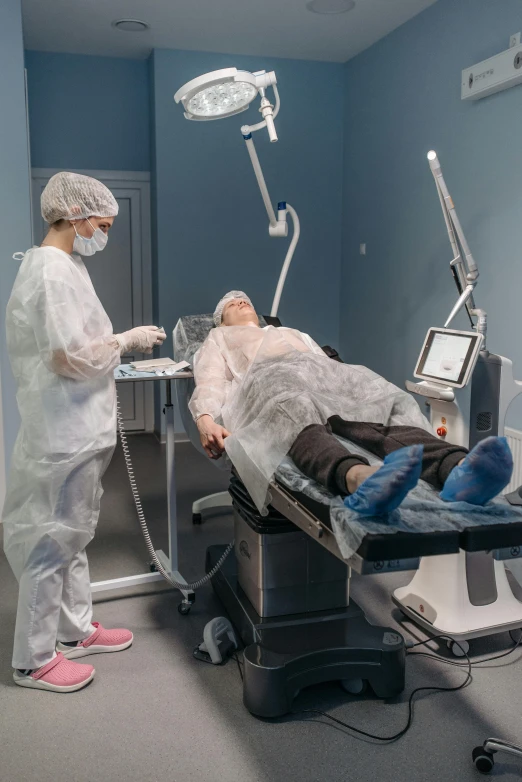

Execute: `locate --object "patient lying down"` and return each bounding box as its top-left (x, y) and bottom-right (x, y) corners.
top-left (190, 291), bottom-right (513, 515)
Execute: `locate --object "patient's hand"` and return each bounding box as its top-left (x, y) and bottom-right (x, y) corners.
top-left (196, 415), bottom-right (231, 460)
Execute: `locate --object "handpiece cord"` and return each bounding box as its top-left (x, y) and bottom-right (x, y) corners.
top-left (116, 393), bottom-right (234, 591)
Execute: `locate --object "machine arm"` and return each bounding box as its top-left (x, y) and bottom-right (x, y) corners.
top-left (428, 152), bottom-right (486, 339)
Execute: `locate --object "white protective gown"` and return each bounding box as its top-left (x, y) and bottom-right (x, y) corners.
top-left (190, 324), bottom-right (432, 513)
top-left (2, 246), bottom-right (121, 669)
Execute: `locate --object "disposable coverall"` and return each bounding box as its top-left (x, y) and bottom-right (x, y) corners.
top-left (2, 246), bottom-right (121, 669)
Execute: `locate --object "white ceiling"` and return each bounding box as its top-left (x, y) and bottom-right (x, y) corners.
top-left (22, 0), bottom-right (437, 63)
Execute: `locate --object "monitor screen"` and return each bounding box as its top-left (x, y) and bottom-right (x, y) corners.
top-left (416, 329), bottom-right (481, 386)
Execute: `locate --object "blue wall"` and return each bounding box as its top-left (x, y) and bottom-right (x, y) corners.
top-left (341, 0), bottom-right (522, 427)
top-left (25, 51), bottom-right (150, 171)
top-left (151, 49), bottom-right (345, 351)
top-left (0, 0), bottom-right (32, 477)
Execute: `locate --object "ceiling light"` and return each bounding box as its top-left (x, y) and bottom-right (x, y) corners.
top-left (306, 0), bottom-right (356, 14)
top-left (112, 19), bottom-right (150, 32)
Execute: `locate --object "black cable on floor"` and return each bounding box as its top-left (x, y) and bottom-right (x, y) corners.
top-left (408, 630), bottom-right (522, 668)
top-left (290, 633), bottom-right (522, 743)
top-left (232, 652), bottom-right (244, 682)
top-left (292, 636), bottom-right (472, 743)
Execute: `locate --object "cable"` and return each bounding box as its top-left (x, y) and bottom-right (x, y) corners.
top-left (232, 652), bottom-right (244, 681)
top-left (408, 629), bottom-right (522, 668)
top-left (290, 633), bottom-right (522, 743)
top-left (116, 393), bottom-right (234, 592)
top-left (291, 635), bottom-right (472, 743)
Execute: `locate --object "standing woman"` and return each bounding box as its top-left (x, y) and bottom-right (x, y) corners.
top-left (2, 172), bottom-right (166, 693)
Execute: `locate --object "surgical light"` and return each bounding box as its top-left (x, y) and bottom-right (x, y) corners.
top-left (175, 68), bottom-right (277, 125)
top-left (174, 68), bottom-right (299, 317)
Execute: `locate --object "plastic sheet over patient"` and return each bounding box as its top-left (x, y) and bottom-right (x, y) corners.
top-left (210, 326), bottom-right (433, 512)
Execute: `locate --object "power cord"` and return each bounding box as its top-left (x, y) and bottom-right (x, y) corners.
top-left (292, 635), bottom-right (472, 743)
top-left (225, 633), bottom-right (520, 741)
top-left (116, 393), bottom-right (234, 591)
top-left (408, 630), bottom-right (522, 669)
top-left (232, 652), bottom-right (244, 682)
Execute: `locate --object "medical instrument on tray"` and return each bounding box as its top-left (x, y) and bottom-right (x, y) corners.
top-left (174, 67), bottom-right (299, 318)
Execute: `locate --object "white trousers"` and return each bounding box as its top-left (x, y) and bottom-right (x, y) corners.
top-left (12, 535), bottom-right (94, 670)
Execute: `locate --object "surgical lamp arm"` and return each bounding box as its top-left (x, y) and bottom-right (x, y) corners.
top-left (271, 204), bottom-right (300, 317)
top-left (242, 134), bottom-right (278, 229)
top-left (244, 84), bottom-right (281, 139)
top-left (240, 86), bottom-right (300, 317)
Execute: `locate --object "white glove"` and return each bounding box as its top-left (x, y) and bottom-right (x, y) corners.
top-left (115, 326), bottom-right (167, 355)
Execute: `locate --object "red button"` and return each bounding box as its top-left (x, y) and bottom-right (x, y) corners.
top-left (437, 426), bottom-right (447, 437)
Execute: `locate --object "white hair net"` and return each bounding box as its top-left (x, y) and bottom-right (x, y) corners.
top-left (213, 291), bottom-right (253, 327)
top-left (41, 172), bottom-right (119, 224)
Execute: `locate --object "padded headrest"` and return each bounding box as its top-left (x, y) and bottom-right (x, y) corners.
top-left (173, 313), bottom-right (268, 364)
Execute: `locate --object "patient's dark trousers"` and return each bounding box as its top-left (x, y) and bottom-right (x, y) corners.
top-left (288, 416), bottom-right (468, 496)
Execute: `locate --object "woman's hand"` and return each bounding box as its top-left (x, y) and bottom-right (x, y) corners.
top-left (196, 415), bottom-right (231, 459)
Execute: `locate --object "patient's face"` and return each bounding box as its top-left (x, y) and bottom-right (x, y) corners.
top-left (222, 298), bottom-right (259, 327)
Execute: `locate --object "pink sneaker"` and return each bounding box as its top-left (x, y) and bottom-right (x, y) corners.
top-left (13, 653), bottom-right (95, 693)
top-left (57, 622), bottom-right (133, 659)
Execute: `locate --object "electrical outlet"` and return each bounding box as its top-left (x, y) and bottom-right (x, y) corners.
top-left (359, 243), bottom-right (366, 256)
top-left (510, 32), bottom-right (521, 48)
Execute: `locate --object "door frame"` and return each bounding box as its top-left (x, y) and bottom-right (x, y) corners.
top-left (0, 359), bottom-right (5, 509)
top-left (31, 168), bottom-right (154, 432)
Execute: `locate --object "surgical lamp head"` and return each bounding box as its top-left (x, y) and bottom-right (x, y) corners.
top-left (174, 67), bottom-right (279, 141)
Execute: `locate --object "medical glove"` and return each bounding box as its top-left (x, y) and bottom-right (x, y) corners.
top-left (115, 326), bottom-right (166, 355)
top-left (440, 436), bottom-right (513, 506)
top-left (344, 444), bottom-right (423, 516)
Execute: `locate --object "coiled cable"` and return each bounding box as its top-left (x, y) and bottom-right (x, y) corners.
top-left (116, 393), bottom-right (234, 591)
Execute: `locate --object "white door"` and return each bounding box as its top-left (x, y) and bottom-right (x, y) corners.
top-left (31, 170), bottom-right (153, 431)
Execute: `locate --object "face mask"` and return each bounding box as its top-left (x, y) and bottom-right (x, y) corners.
top-left (73, 219), bottom-right (108, 256)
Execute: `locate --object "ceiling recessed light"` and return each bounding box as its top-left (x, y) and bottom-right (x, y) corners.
top-left (306, 0), bottom-right (356, 14)
top-left (112, 19), bottom-right (150, 33)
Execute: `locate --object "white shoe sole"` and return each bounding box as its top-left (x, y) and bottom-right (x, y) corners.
top-left (13, 669), bottom-right (95, 693)
top-left (57, 636), bottom-right (133, 659)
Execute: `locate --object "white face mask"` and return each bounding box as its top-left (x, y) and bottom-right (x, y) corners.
top-left (72, 219), bottom-right (108, 256)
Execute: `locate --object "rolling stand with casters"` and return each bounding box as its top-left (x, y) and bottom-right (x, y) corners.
top-left (192, 491), bottom-right (233, 525)
top-left (91, 366), bottom-right (196, 615)
top-left (472, 739), bottom-right (522, 774)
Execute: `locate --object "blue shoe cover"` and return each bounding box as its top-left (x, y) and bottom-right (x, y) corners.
top-left (440, 436), bottom-right (513, 506)
top-left (344, 444), bottom-right (423, 516)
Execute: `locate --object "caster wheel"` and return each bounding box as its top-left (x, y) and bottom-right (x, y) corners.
top-left (178, 602), bottom-right (191, 615)
top-left (472, 746), bottom-right (495, 774)
top-left (447, 639), bottom-right (469, 657)
top-left (341, 678), bottom-right (367, 695)
top-left (192, 513), bottom-right (202, 525)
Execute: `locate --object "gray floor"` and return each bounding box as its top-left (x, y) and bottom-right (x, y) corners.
top-left (1, 435), bottom-right (522, 782)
